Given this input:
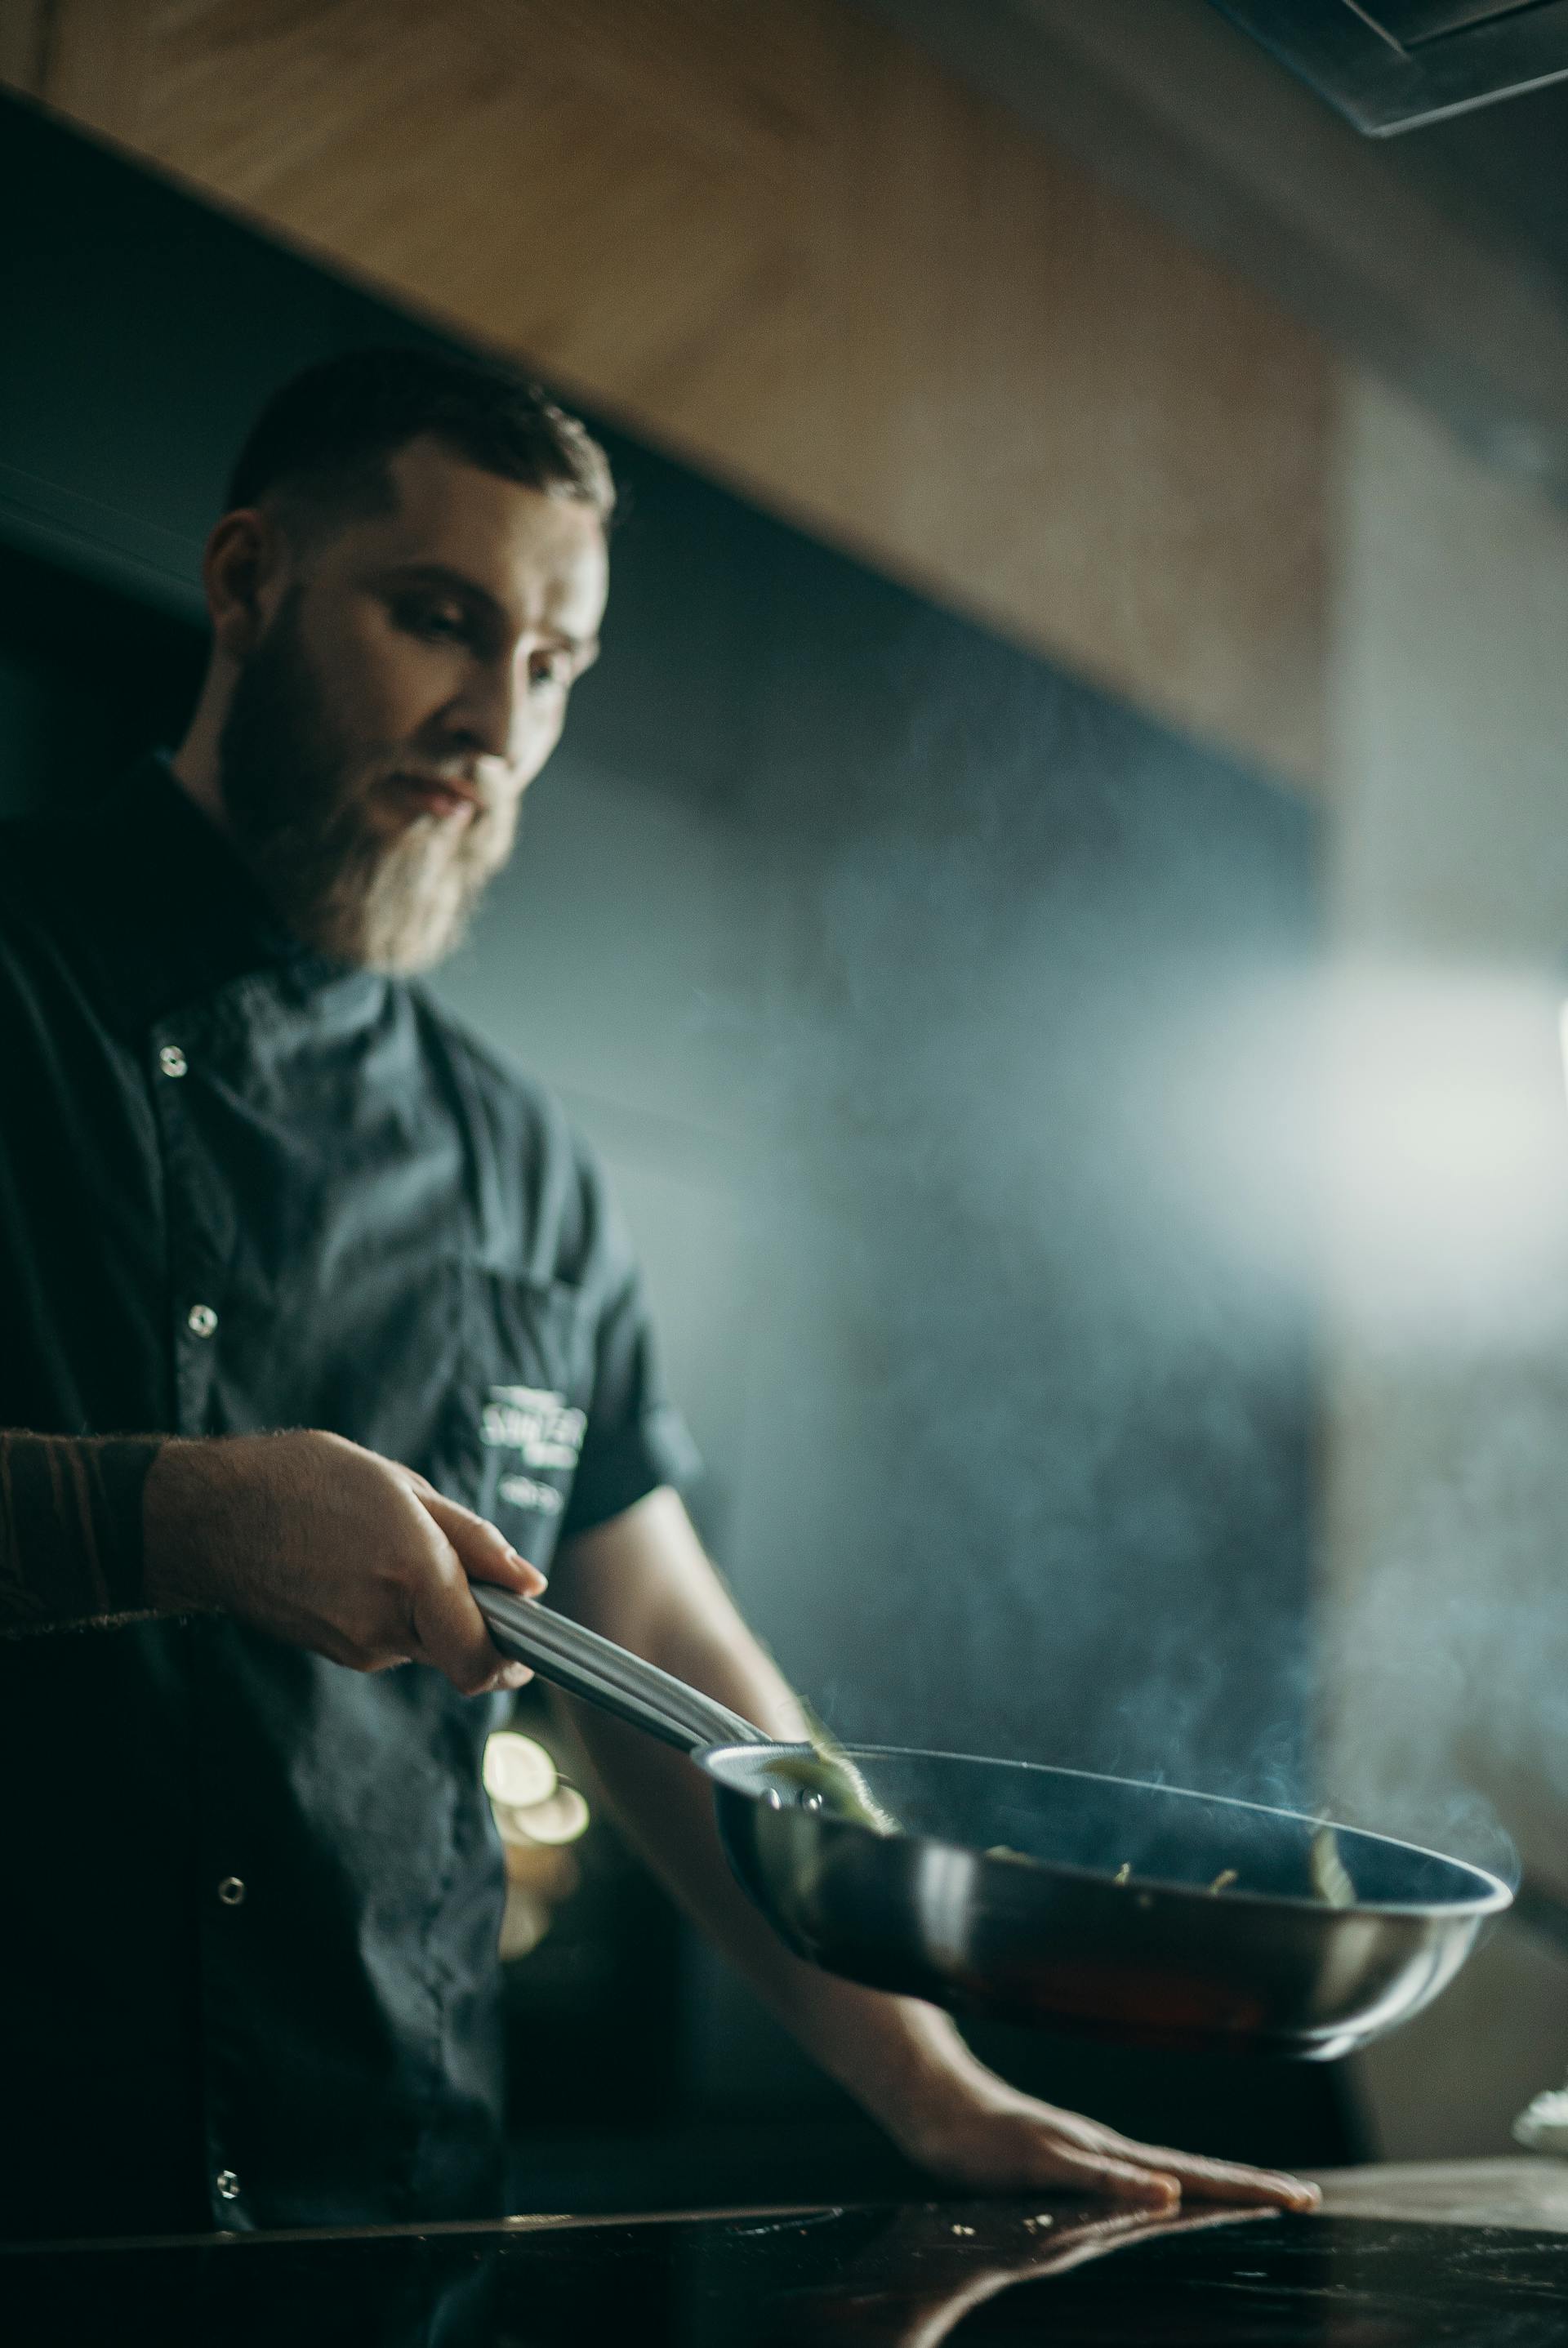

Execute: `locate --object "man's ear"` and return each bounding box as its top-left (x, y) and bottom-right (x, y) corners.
top-left (203, 508), bottom-right (287, 659)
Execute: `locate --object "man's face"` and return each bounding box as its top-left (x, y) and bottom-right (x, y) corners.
top-left (217, 434), bottom-right (608, 973)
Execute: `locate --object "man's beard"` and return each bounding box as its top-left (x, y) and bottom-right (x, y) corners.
top-left (216, 590), bottom-right (516, 974)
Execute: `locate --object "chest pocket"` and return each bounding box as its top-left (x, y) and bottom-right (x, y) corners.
top-left (443, 1268), bottom-right (596, 1574)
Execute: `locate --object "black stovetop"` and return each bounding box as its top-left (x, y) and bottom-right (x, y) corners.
top-left (4, 2201), bottom-right (1566, 2344)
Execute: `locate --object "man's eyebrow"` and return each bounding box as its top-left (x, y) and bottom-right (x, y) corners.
top-left (381, 562), bottom-right (597, 657)
top-left (381, 560), bottom-right (501, 614)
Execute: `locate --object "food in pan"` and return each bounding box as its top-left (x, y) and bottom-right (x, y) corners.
top-left (770, 1727), bottom-right (900, 1833)
top-left (768, 1735), bottom-right (1361, 1914)
top-left (1309, 1824), bottom-right (1356, 1907)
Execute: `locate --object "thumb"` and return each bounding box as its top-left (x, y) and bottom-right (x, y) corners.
top-left (417, 1488), bottom-right (546, 1597)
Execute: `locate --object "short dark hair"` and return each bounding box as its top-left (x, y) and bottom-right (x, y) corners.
top-left (225, 345), bottom-right (615, 537)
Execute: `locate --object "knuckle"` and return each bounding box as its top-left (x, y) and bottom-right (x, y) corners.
top-left (409, 1528), bottom-right (460, 1592)
top-left (428, 1544), bottom-right (463, 1592)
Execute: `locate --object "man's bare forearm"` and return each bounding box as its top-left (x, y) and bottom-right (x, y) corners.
top-left (550, 1493), bottom-right (986, 2138)
top-left (510, 1495), bottom-right (1325, 2212)
top-left (0, 1430), bottom-right (167, 1633)
top-left (560, 1691), bottom-right (982, 2131)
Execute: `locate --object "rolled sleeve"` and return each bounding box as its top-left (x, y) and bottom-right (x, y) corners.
top-left (0, 1432), bottom-right (164, 1630)
top-left (488, 1086), bottom-right (704, 1546)
top-left (559, 1252), bottom-right (702, 1542)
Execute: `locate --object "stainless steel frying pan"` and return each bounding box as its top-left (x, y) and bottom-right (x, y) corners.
top-left (474, 1587), bottom-right (1510, 2059)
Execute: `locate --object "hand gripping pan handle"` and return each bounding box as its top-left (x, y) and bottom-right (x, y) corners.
top-left (474, 1584), bottom-right (769, 1757)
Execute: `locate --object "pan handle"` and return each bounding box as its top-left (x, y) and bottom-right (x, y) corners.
top-left (473, 1583), bottom-right (771, 1757)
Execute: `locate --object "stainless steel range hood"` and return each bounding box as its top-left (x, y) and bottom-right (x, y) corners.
top-left (1209, 0), bottom-right (1568, 133)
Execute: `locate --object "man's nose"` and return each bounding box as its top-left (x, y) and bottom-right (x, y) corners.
top-left (454, 656), bottom-right (525, 764)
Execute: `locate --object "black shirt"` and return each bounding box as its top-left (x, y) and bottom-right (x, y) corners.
top-left (0, 756), bottom-right (696, 2240)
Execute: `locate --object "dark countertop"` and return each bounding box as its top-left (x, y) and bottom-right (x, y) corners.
top-left (4, 2160), bottom-right (1568, 2345)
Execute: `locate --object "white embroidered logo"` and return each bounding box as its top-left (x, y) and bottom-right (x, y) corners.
top-left (497, 1474), bottom-right (564, 1517)
top-left (480, 1385), bottom-right (586, 1473)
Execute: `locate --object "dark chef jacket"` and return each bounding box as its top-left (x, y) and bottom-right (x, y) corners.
top-left (0, 755), bottom-right (697, 2243)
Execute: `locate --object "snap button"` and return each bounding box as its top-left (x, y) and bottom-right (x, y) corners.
top-left (217, 1877), bottom-right (245, 1907)
top-left (187, 1303), bottom-right (218, 1339)
top-left (158, 1044), bottom-right (189, 1079)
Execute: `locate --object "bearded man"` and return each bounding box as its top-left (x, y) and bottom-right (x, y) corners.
top-left (0, 347), bottom-right (1315, 2240)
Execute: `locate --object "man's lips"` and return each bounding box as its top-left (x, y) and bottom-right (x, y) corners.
top-left (389, 773), bottom-right (483, 821)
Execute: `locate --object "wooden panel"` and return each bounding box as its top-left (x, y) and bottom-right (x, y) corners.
top-left (13, 0), bottom-right (1329, 782)
top-left (0, 0), bottom-right (49, 88)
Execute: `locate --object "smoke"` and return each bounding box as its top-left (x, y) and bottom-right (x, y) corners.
top-left (1325, 958), bottom-right (1568, 1357)
top-left (742, 792), bottom-right (1568, 1887)
top-left (1318, 1339), bottom-right (1568, 1884)
top-left (715, 634), bottom-right (1331, 1813)
top-left (1313, 955), bottom-right (1568, 1882)
top-left (466, 525), bottom-right (1568, 1893)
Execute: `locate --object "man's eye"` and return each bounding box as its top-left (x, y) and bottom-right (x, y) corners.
top-left (397, 601), bottom-right (466, 643)
top-left (528, 653), bottom-right (572, 693)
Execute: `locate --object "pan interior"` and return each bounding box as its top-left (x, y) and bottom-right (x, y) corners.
top-left (706, 1745), bottom-right (1505, 1914)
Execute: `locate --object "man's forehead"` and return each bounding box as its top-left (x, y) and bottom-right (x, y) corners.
top-left (350, 434), bottom-right (608, 631)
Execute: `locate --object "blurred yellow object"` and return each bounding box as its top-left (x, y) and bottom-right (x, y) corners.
top-left (498, 1889), bottom-right (550, 1963)
top-left (502, 1842), bottom-right (580, 1898)
top-left (483, 1731), bottom-right (590, 1956)
top-left (483, 1730), bottom-right (557, 1809)
top-left (516, 1786), bottom-right (590, 1847)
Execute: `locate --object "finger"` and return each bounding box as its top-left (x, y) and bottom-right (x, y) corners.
top-left (1100, 2141), bottom-right (1318, 2212)
top-left (416, 1493), bottom-right (545, 1687)
top-left (1180, 2168), bottom-right (1319, 2213)
top-left (419, 1489), bottom-right (546, 1597)
top-left (1031, 2141), bottom-right (1182, 2211)
top-left (407, 1525), bottom-right (530, 1696)
top-left (1111, 2144), bottom-right (1319, 2212)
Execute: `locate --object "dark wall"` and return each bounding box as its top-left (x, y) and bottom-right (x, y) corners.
top-left (0, 91), bottom-right (1351, 2168)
